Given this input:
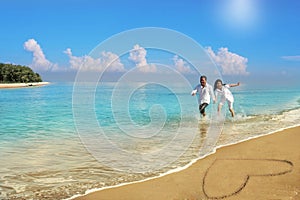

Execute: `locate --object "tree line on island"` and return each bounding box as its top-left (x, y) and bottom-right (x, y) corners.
top-left (0, 63), bottom-right (42, 83)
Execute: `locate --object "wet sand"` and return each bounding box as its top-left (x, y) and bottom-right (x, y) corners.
top-left (75, 126), bottom-right (300, 200)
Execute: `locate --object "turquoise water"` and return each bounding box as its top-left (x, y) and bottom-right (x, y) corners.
top-left (0, 82), bottom-right (300, 199)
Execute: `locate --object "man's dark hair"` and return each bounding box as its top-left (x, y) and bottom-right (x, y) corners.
top-left (200, 75), bottom-right (207, 81)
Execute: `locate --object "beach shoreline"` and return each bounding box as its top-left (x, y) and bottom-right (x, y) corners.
top-left (0, 82), bottom-right (50, 89)
top-left (73, 125), bottom-right (300, 200)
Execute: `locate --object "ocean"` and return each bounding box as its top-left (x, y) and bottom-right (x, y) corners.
top-left (0, 82), bottom-right (300, 199)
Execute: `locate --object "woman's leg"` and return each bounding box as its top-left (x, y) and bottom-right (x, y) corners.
top-left (218, 103), bottom-right (223, 114)
top-left (218, 99), bottom-right (226, 115)
top-left (228, 101), bottom-right (235, 117)
top-left (229, 108), bottom-right (235, 117)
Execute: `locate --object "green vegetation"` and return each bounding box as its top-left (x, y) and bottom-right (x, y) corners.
top-left (0, 63), bottom-right (42, 83)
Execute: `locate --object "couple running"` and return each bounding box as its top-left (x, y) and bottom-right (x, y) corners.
top-left (191, 76), bottom-right (240, 117)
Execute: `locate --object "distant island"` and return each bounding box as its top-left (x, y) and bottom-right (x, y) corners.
top-left (0, 63), bottom-right (42, 83)
top-left (0, 63), bottom-right (49, 88)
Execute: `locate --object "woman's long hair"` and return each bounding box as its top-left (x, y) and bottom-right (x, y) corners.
top-left (214, 79), bottom-right (225, 91)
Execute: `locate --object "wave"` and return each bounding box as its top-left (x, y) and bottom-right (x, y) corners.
top-left (66, 124), bottom-right (300, 200)
top-left (65, 106), bottom-right (300, 200)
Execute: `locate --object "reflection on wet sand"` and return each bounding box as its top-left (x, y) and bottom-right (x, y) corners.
top-left (198, 121), bottom-right (209, 140)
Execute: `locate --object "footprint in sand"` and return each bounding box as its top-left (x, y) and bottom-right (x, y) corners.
top-left (203, 159), bottom-right (293, 199)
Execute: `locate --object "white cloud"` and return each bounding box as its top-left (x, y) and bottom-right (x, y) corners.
top-left (129, 44), bottom-right (156, 73)
top-left (172, 55), bottom-right (194, 74)
top-left (64, 48), bottom-right (125, 72)
top-left (101, 51), bottom-right (125, 72)
top-left (24, 39), bottom-right (57, 71)
top-left (206, 47), bottom-right (249, 75)
top-left (281, 55), bottom-right (300, 61)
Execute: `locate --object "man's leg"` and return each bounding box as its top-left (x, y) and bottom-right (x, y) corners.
top-left (199, 103), bottom-right (208, 117)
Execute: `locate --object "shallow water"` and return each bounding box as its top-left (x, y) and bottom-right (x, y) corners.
top-left (0, 82), bottom-right (299, 199)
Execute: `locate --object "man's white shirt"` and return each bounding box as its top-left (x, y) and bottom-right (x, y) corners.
top-left (191, 83), bottom-right (215, 104)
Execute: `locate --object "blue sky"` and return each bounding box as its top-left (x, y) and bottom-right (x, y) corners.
top-left (0, 0), bottom-right (299, 82)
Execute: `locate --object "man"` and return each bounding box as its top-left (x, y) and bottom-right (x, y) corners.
top-left (191, 76), bottom-right (215, 117)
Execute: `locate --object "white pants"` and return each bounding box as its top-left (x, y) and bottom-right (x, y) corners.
top-left (219, 99), bottom-right (233, 109)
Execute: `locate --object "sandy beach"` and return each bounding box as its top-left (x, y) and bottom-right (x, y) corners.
top-left (75, 126), bottom-right (300, 200)
top-left (0, 82), bottom-right (50, 89)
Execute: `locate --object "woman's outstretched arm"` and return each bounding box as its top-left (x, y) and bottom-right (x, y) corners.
top-left (229, 82), bottom-right (240, 87)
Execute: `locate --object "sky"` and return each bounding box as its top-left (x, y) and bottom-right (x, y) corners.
top-left (0, 0), bottom-right (299, 83)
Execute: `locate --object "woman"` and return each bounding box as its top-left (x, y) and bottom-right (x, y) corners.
top-left (214, 79), bottom-right (240, 117)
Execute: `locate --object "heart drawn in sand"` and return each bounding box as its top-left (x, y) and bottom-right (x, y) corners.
top-left (202, 159), bottom-right (293, 199)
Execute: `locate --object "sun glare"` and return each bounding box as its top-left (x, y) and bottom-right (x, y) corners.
top-left (218, 0), bottom-right (261, 32)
